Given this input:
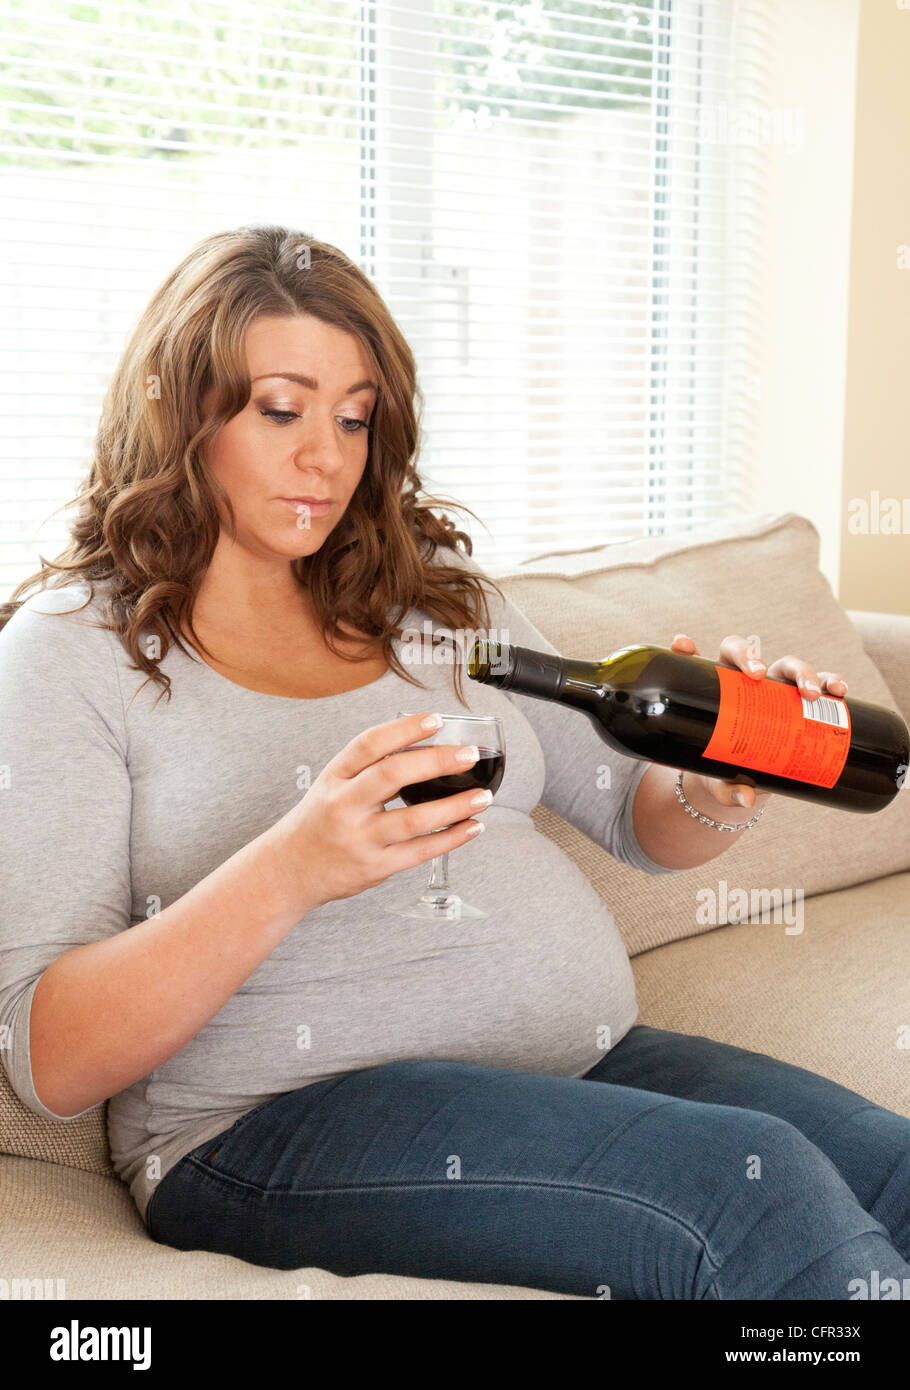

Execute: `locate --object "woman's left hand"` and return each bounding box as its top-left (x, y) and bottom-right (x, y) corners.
top-left (669, 632), bottom-right (849, 813)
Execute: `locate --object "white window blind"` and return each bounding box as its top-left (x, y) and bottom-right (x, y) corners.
top-left (0, 0), bottom-right (775, 595)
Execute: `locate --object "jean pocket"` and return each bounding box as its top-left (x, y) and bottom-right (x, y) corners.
top-left (190, 1095), bottom-right (281, 1167)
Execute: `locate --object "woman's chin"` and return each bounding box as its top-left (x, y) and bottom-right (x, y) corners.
top-left (266, 517), bottom-right (333, 557)
top-left (285, 535), bottom-right (326, 560)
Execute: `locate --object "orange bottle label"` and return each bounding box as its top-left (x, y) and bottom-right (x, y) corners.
top-left (702, 664), bottom-right (851, 789)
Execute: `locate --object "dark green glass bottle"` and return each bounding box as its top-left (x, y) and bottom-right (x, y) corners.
top-left (466, 639), bottom-right (909, 814)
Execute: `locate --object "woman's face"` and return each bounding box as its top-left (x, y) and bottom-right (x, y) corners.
top-left (202, 313), bottom-right (378, 562)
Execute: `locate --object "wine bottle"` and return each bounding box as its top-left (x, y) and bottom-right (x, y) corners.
top-left (466, 639), bottom-right (909, 814)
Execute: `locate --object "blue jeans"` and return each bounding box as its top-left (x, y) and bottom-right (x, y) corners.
top-left (146, 1025), bottom-right (910, 1299)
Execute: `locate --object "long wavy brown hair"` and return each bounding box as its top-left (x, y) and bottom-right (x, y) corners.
top-left (0, 225), bottom-right (504, 708)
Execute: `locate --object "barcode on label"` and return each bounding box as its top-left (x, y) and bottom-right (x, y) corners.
top-left (800, 695), bottom-right (848, 728)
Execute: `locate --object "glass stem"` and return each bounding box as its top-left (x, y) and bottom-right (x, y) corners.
top-left (421, 848), bottom-right (454, 907)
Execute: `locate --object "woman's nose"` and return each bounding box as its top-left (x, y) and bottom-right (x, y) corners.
top-left (291, 418), bottom-right (351, 472)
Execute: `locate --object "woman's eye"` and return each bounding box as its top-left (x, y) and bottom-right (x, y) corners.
top-left (260, 409), bottom-right (298, 424)
top-left (259, 409), bottom-right (369, 434)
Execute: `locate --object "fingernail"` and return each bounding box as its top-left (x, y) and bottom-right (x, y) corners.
top-left (455, 744), bottom-right (479, 763)
top-left (469, 789), bottom-right (493, 808)
top-left (465, 820), bottom-right (484, 836)
top-left (732, 791), bottom-right (749, 806)
top-left (747, 660), bottom-right (764, 672)
top-left (421, 713), bottom-right (443, 730)
top-left (804, 680), bottom-right (820, 693)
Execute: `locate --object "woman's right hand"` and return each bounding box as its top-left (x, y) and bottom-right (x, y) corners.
top-left (265, 713), bottom-right (489, 912)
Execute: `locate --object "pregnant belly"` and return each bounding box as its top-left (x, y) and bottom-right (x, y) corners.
top-left (145, 811), bottom-right (636, 1117)
top-left (165, 816), bottom-right (638, 1098)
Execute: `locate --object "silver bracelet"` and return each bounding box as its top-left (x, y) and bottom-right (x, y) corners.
top-left (674, 769), bottom-right (765, 831)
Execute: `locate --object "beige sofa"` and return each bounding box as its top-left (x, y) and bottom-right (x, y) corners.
top-left (2, 509), bottom-right (909, 1300)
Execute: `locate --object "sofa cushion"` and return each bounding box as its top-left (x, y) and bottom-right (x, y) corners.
top-left (499, 511), bottom-right (910, 956)
top-left (0, 1066), bottom-right (112, 1176)
top-left (631, 868), bottom-right (910, 1118)
top-left (0, 1155), bottom-right (580, 1300)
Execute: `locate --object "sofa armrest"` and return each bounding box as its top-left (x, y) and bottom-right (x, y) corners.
top-left (846, 608), bottom-right (910, 726)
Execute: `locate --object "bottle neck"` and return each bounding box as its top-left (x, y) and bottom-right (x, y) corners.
top-left (467, 640), bottom-right (612, 714)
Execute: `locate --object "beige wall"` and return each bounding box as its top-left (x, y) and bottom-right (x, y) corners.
top-left (839, 0), bottom-right (910, 615)
top-left (747, 0), bottom-right (860, 593)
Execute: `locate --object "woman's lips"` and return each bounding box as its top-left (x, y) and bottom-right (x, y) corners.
top-left (279, 498), bottom-right (333, 516)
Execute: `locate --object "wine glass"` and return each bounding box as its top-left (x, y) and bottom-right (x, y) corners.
top-left (382, 712), bottom-right (506, 921)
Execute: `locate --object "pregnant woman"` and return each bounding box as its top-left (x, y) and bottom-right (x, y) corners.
top-left (1, 226), bottom-right (907, 1300)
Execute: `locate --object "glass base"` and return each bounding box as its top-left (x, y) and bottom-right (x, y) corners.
top-left (383, 894), bottom-right (487, 921)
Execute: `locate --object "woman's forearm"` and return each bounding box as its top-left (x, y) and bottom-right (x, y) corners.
top-left (28, 828), bottom-right (319, 1118)
top-left (631, 763), bottom-right (767, 870)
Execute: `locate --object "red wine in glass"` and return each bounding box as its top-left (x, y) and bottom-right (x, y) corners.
top-left (384, 712), bottom-right (505, 921)
top-left (398, 748), bottom-right (505, 807)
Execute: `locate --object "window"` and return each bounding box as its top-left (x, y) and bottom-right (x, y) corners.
top-left (0, 0), bottom-right (771, 595)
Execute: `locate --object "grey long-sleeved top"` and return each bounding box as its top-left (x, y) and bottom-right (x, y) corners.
top-left (0, 545), bottom-right (680, 1225)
